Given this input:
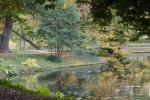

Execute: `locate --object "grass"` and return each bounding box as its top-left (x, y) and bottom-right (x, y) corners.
top-left (0, 79), bottom-right (59, 99)
top-left (0, 79), bottom-right (77, 100)
top-left (0, 54), bottom-right (56, 74)
top-left (0, 79), bottom-right (34, 93)
top-left (0, 52), bottom-right (100, 75)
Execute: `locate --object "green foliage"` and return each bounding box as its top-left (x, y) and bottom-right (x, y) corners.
top-left (38, 0), bottom-right (81, 49)
top-left (129, 33), bottom-right (140, 41)
top-left (55, 92), bottom-right (64, 100)
top-left (96, 49), bottom-right (109, 57)
top-left (36, 86), bottom-right (51, 96)
top-left (0, 58), bottom-right (4, 62)
top-left (0, 80), bottom-right (69, 99)
top-left (0, 65), bottom-right (16, 76)
top-left (106, 50), bottom-right (131, 79)
top-left (21, 58), bottom-right (39, 68)
top-left (80, 0), bottom-right (150, 39)
top-left (0, 58), bottom-right (16, 76)
top-left (47, 55), bottom-right (62, 63)
top-left (126, 26), bottom-right (140, 41)
top-left (0, 80), bottom-right (33, 93)
top-left (35, 0), bottom-right (56, 9)
top-left (0, 0), bottom-right (36, 17)
top-left (0, 54), bottom-right (99, 76)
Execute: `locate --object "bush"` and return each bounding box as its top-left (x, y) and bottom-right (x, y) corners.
top-left (47, 55), bottom-right (62, 63)
top-left (21, 58), bottom-right (39, 68)
top-left (36, 86), bottom-right (51, 96)
top-left (55, 92), bottom-right (64, 100)
top-left (129, 32), bottom-right (140, 41)
top-left (96, 48), bottom-right (113, 56)
top-left (0, 58), bottom-right (16, 76)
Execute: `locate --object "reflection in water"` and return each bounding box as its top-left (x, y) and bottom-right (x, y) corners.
top-left (7, 61), bottom-right (150, 100)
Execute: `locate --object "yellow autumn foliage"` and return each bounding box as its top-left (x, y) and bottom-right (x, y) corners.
top-left (21, 58), bottom-right (39, 68)
top-left (101, 42), bottom-right (119, 50)
top-left (0, 19), bottom-right (5, 34)
top-left (66, 75), bottom-right (78, 85)
top-left (142, 60), bottom-right (150, 68)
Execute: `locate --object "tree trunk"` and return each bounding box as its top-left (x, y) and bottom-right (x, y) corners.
top-left (19, 22), bottom-right (26, 50)
top-left (13, 30), bottom-right (41, 50)
top-left (0, 16), bottom-right (13, 53)
top-left (56, 45), bottom-right (63, 58)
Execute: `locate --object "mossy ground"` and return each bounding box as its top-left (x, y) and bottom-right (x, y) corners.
top-left (0, 80), bottom-right (59, 100)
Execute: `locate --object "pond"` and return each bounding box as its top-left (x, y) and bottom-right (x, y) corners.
top-left (7, 61), bottom-right (150, 100)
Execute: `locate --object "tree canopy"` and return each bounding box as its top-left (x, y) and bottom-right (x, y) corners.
top-left (0, 0), bottom-right (150, 53)
top-left (77, 0), bottom-right (150, 38)
top-left (38, 0), bottom-right (81, 57)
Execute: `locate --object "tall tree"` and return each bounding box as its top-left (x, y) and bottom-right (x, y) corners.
top-left (77, 0), bottom-right (150, 39)
top-left (0, 0), bottom-right (32, 53)
top-left (38, 0), bottom-right (81, 57)
top-left (0, 0), bottom-right (55, 53)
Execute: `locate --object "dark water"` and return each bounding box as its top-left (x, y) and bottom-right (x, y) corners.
top-left (8, 64), bottom-right (150, 100)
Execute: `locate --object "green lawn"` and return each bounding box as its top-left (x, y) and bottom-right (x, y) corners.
top-left (0, 53), bottom-right (100, 76)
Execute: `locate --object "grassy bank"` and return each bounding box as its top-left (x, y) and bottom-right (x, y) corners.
top-left (0, 52), bottom-right (100, 76)
top-left (0, 80), bottom-right (66, 100)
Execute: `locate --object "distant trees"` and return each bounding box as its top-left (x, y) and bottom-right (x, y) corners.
top-left (38, 0), bottom-right (81, 57)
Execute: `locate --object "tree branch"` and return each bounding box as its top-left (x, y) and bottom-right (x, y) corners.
top-left (12, 30), bottom-right (41, 50)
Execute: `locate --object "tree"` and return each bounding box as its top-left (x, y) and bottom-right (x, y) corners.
top-left (77, 0), bottom-right (150, 39)
top-left (0, 0), bottom-right (55, 53)
top-left (114, 0), bottom-right (150, 39)
top-left (38, 0), bottom-right (81, 58)
top-left (0, 0), bottom-right (33, 53)
top-left (0, 0), bottom-right (28, 53)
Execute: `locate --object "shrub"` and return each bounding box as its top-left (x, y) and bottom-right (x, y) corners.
top-left (0, 58), bottom-right (16, 76)
top-left (55, 92), bottom-right (64, 100)
top-left (96, 49), bottom-right (108, 56)
top-left (96, 48), bottom-right (113, 56)
top-left (47, 55), bottom-right (62, 63)
top-left (21, 58), bottom-right (39, 68)
top-left (36, 86), bottom-right (51, 96)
